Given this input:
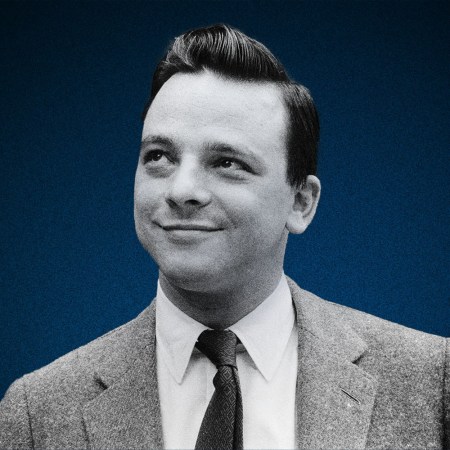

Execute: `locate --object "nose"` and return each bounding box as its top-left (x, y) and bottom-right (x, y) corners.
top-left (165, 159), bottom-right (212, 209)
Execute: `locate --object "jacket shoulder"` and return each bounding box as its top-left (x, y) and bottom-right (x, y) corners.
top-left (21, 303), bottom-right (155, 402)
top-left (317, 291), bottom-right (446, 356)
top-left (0, 303), bottom-right (156, 447)
top-left (287, 278), bottom-right (447, 373)
top-left (0, 303), bottom-right (156, 448)
top-left (292, 280), bottom-right (446, 347)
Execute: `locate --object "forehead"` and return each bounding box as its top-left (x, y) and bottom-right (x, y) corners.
top-left (142, 72), bottom-right (288, 153)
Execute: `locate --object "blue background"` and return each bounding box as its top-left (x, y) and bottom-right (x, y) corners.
top-left (1, 1), bottom-right (449, 398)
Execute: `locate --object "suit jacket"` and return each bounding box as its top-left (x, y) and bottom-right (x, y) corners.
top-left (1, 279), bottom-right (449, 449)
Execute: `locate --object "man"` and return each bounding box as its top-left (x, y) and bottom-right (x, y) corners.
top-left (0, 24), bottom-right (448, 449)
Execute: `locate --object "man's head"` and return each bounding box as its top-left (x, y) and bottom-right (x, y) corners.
top-left (142, 24), bottom-right (319, 189)
top-left (134, 25), bottom-right (320, 312)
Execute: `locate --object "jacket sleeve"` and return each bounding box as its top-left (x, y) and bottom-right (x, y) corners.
top-left (0, 377), bottom-right (33, 449)
top-left (444, 338), bottom-right (449, 450)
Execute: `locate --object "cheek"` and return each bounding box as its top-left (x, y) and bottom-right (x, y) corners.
top-left (134, 194), bottom-right (160, 242)
top-left (225, 194), bottom-right (290, 245)
top-left (134, 195), bottom-right (149, 226)
top-left (243, 185), bottom-right (292, 225)
top-left (134, 179), bottom-right (162, 214)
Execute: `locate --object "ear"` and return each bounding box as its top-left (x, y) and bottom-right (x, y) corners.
top-left (286, 175), bottom-right (321, 234)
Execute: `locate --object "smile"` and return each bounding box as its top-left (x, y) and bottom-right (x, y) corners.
top-left (155, 222), bottom-right (223, 243)
top-left (159, 223), bottom-right (222, 232)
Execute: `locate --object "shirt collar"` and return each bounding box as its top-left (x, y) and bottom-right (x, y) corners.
top-left (156, 274), bottom-right (295, 384)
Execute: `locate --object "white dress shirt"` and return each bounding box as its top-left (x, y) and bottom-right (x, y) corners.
top-left (156, 274), bottom-right (297, 449)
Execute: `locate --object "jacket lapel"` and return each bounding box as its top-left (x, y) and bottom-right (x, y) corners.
top-left (82, 303), bottom-right (164, 449)
top-left (288, 279), bottom-right (378, 449)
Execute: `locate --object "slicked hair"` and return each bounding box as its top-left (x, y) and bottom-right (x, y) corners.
top-left (142, 24), bottom-right (319, 187)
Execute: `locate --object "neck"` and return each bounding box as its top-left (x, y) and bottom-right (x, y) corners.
top-left (159, 269), bottom-right (284, 329)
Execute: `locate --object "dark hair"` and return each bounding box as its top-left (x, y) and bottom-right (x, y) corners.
top-left (142, 24), bottom-right (319, 187)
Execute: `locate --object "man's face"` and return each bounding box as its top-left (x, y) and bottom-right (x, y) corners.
top-left (134, 72), bottom-right (298, 292)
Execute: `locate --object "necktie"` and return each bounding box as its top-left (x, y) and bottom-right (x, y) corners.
top-left (195, 330), bottom-right (243, 450)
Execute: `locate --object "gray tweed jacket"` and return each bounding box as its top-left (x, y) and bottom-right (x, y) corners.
top-left (1, 279), bottom-right (449, 449)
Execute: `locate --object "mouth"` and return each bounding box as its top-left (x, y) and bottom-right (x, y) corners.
top-left (157, 223), bottom-right (223, 232)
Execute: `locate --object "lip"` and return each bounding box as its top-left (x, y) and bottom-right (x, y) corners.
top-left (158, 223), bottom-right (222, 232)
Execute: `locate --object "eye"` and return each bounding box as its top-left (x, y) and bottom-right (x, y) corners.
top-left (143, 150), bottom-right (168, 164)
top-left (215, 158), bottom-right (250, 172)
top-left (219, 159), bottom-right (235, 168)
top-left (149, 151), bottom-right (163, 161)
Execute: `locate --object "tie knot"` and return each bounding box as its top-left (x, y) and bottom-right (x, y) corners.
top-left (195, 330), bottom-right (238, 368)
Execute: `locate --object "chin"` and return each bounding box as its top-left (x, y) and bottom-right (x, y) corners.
top-left (157, 256), bottom-right (227, 292)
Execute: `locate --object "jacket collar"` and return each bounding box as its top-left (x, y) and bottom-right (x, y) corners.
top-left (82, 303), bottom-right (163, 449)
top-left (288, 278), bottom-right (378, 449)
top-left (82, 279), bottom-right (377, 449)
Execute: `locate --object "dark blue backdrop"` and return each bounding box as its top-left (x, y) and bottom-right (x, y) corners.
top-left (1, 1), bottom-right (449, 398)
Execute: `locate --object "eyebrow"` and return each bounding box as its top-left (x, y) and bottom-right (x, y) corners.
top-left (206, 142), bottom-right (267, 174)
top-left (140, 135), bottom-right (176, 151)
top-left (205, 142), bottom-right (265, 169)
